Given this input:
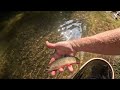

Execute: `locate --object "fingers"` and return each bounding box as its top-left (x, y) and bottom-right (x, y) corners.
top-left (67, 65), bottom-right (74, 72)
top-left (49, 57), bottom-right (55, 64)
top-left (51, 70), bottom-right (56, 76)
top-left (49, 53), bottom-right (61, 64)
top-left (46, 41), bottom-right (56, 49)
top-left (50, 65), bottom-right (73, 76)
top-left (59, 67), bottom-right (64, 72)
top-left (50, 68), bottom-right (64, 76)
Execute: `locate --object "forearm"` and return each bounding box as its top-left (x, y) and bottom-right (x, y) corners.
top-left (70, 28), bottom-right (120, 55)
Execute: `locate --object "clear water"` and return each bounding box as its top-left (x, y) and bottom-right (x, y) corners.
top-left (57, 19), bottom-right (84, 41)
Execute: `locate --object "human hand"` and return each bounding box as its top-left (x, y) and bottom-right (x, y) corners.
top-left (46, 41), bottom-right (77, 76)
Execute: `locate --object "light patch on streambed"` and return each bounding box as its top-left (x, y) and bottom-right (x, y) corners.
top-left (57, 19), bottom-right (86, 41)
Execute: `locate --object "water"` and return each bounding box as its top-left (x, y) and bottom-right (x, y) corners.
top-left (0, 11), bottom-right (120, 79)
top-left (57, 19), bottom-right (84, 41)
top-left (0, 11), bottom-right (77, 79)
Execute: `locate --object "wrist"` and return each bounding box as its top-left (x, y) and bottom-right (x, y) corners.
top-left (68, 40), bottom-right (79, 52)
top-left (68, 37), bottom-right (91, 52)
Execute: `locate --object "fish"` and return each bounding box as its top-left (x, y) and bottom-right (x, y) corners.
top-left (46, 56), bottom-right (80, 72)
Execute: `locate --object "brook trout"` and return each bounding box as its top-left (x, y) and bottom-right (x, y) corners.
top-left (46, 56), bottom-right (80, 72)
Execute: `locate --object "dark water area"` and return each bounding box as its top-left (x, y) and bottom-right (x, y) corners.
top-left (0, 11), bottom-right (120, 79)
top-left (0, 12), bottom-right (15, 20)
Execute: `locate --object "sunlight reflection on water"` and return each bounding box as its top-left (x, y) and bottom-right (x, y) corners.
top-left (57, 19), bottom-right (84, 41)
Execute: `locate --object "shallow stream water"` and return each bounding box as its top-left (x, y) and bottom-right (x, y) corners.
top-left (0, 11), bottom-right (120, 79)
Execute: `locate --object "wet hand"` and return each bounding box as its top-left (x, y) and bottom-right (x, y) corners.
top-left (46, 41), bottom-right (76, 76)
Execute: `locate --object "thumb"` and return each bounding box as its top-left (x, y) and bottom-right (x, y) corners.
top-left (46, 41), bottom-right (56, 49)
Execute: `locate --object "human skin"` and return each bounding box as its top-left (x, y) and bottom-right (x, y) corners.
top-left (46, 28), bottom-right (120, 75)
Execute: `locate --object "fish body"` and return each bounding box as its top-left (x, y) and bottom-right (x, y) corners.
top-left (46, 56), bottom-right (80, 72)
